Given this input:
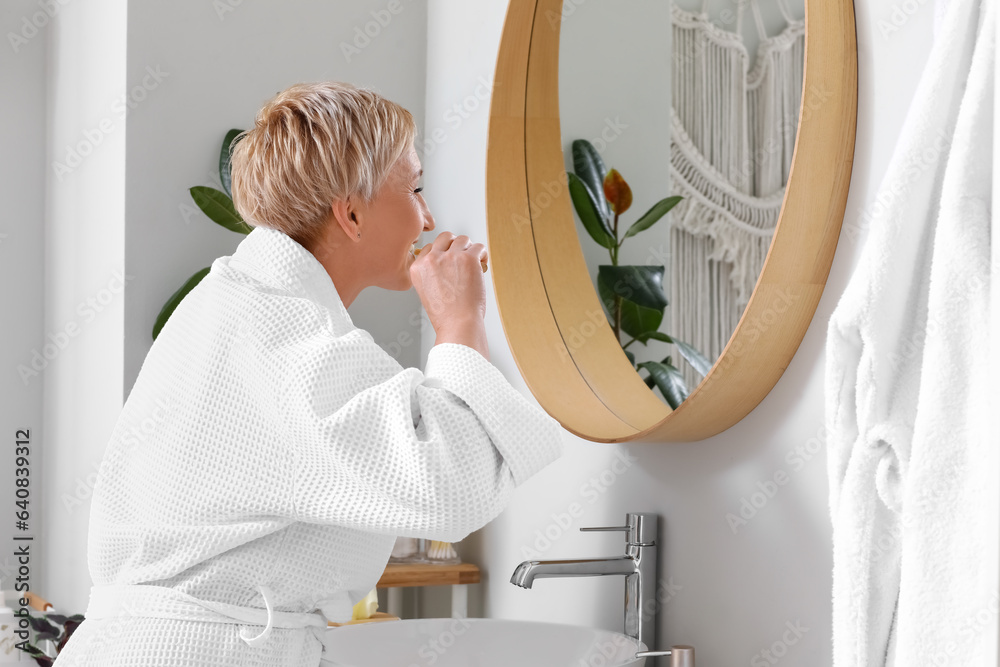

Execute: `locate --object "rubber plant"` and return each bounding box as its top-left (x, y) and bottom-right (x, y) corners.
top-left (567, 138), bottom-right (711, 408)
top-left (18, 610), bottom-right (84, 666)
top-left (153, 129), bottom-right (252, 340)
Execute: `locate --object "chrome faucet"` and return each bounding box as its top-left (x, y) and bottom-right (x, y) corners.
top-left (510, 512), bottom-right (694, 666)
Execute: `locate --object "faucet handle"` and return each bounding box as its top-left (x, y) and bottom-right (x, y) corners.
top-left (580, 513), bottom-right (657, 546)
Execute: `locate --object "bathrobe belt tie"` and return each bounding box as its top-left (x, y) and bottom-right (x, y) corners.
top-left (86, 583), bottom-right (329, 648)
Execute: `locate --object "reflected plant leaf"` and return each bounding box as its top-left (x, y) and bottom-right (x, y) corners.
top-left (571, 139), bottom-right (612, 220)
top-left (597, 265), bottom-right (668, 310)
top-left (597, 271), bottom-right (663, 338)
top-left (568, 172), bottom-right (616, 248)
top-left (637, 358), bottom-right (688, 409)
top-left (636, 331), bottom-right (675, 345)
top-left (603, 168), bottom-right (633, 214)
top-left (674, 339), bottom-right (713, 377)
top-left (568, 137), bottom-right (704, 408)
top-left (623, 195), bottom-right (682, 239)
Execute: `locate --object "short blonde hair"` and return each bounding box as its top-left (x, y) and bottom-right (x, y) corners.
top-left (230, 81), bottom-right (416, 248)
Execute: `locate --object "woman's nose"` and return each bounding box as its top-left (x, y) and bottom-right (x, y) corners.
top-left (423, 210), bottom-right (435, 232)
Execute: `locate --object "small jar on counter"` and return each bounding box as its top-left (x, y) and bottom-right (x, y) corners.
top-left (388, 536), bottom-right (427, 563)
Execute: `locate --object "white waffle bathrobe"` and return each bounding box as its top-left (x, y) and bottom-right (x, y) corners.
top-left (55, 227), bottom-right (565, 666)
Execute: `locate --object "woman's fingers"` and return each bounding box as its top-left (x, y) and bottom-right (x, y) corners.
top-left (467, 243), bottom-right (487, 272)
top-left (414, 233), bottom-right (486, 272)
top-left (410, 232), bottom-right (489, 328)
top-left (446, 235), bottom-right (471, 253)
top-left (429, 231), bottom-right (464, 252)
top-left (419, 233), bottom-right (474, 260)
top-left (413, 242), bottom-right (488, 272)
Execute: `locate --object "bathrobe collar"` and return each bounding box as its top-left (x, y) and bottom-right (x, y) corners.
top-left (227, 226), bottom-right (356, 334)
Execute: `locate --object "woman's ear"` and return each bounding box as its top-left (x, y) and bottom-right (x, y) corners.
top-left (329, 198), bottom-right (361, 241)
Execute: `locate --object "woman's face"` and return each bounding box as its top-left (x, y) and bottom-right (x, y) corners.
top-left (357, 145), bottom-right (435, 291)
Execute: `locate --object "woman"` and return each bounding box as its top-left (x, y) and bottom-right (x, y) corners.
top-left (54, 82), bottom-right (564, 666)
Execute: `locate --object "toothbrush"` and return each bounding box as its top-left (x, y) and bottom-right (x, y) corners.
top-left (427, 540), bottom-right (459, 562)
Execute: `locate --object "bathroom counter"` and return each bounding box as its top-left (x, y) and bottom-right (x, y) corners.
top-left (376, 563), bottom-right (481, 618)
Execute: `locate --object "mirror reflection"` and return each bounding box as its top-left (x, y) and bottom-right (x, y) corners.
top-left (558, 0), bottom-right (805, 406)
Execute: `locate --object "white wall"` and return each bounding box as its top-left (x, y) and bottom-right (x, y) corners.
top-left (0, 0), bottom-right (50, 599)
top-left (422, 1), bottom-right (935, 665)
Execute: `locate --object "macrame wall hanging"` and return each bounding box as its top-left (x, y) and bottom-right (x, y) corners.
top-left (669, 0), bottom-right (804, 387)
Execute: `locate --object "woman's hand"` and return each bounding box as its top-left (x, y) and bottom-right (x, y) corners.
top-left (410, 232), bottom-right (490, 359)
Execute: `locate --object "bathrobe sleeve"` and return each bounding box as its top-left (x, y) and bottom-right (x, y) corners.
top-left (279, 329), bottom-right (564, 542)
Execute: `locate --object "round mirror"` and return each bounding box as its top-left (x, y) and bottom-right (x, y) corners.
top-left (486, 0), bottom-right (857, 443)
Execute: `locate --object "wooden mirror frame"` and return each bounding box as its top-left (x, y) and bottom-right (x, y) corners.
top-left (485, 0), bottom-right (857, 443)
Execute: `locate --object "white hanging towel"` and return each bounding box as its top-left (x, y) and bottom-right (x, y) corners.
top-left (826, 0), bottom-right (999, 665)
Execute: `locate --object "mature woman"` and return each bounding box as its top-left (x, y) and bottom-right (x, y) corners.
top-left (54, 82), bottom-right (564, 666)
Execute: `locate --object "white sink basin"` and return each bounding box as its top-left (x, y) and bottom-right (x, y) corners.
top-left (320, 618), bottom-right (646, 667)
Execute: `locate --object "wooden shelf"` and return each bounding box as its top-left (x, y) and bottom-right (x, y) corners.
top-left (376, 563), bottom-right (481, 589)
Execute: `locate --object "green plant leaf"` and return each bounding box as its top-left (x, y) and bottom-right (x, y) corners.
top-left (57, 618), bottom-right (84, 652)
top-left (619, 301), bottom-right (663, 339)
top-left (624, 349), bottom-right (635, 366)
top-left (638, 359), bottom-right (689, 409)
top-left (623, 195), bottom-right (683, 239)
top-left (597, 265), bottom-right (668, 311)
top-left (572, 139), bottom-right (611, 220)
top-left (567, 172), bottom-right (616, 249)
top-left (19, 643), bottom-right (48, 657)
top-left (190, 186), bottom-right (252, 235)
top-left (219, 128), bottom-right (244, 197)
top-left (597, 271), bottom-right (663, 339)
top-left (32, 632), bottom-right (58, 643)
top-left (153, 267), bottom-right (211, 340)
top-left (674, 339), bottom-right (713, 377)
top-left (637, 331), bottom-right (675, 345)
top-left (44, 614), bottom-right (67, 625)
top-left (26, 615), bottom-right (57, 635)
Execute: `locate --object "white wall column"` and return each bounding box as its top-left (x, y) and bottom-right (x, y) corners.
top-left (40, 0), bottom-right (128, 613)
